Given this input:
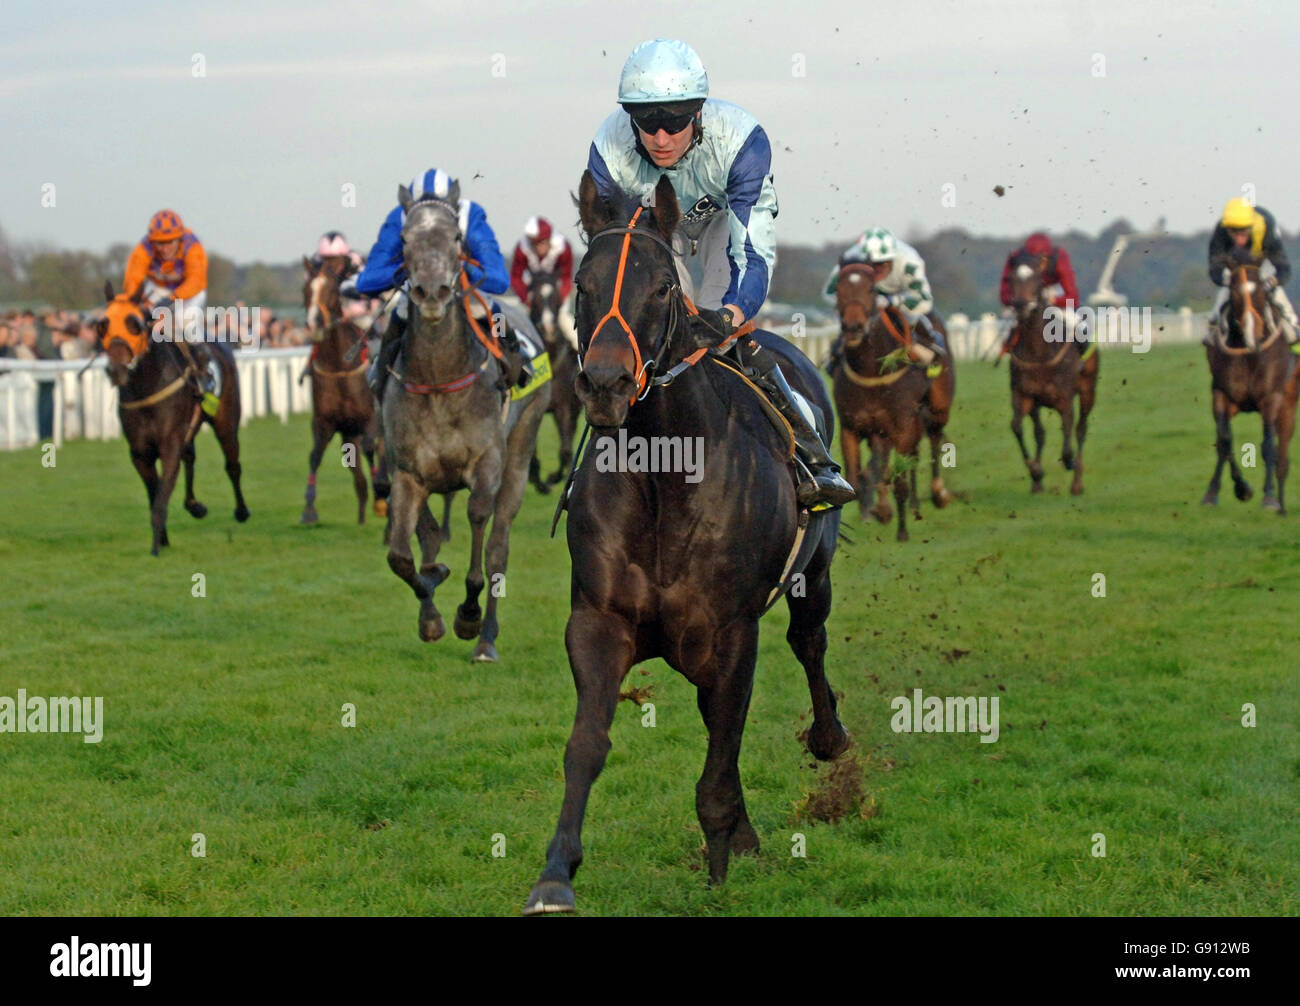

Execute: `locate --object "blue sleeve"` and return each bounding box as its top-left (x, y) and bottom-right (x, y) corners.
top-left (722, 125), bottom-right (777, 320)
top-left (355, 206), bottom-right (406, 295)
top-left (587, 142), bottom-right (617, 201)
top-left (463, 203), bottom-right (510, 295)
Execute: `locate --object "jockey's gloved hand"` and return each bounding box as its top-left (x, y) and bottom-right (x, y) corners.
top-left (1263, 276), bottom-right (1279, 293)
top-left (339, 276), bottom-right (363, 300)
top-left (689, 308), bottom-right (736, 349)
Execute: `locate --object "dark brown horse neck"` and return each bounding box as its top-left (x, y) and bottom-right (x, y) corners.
top-left (843, 305), bottom-right (912, 377)
top-left (119, 338), bottom-right (191, 405)
top-left (314, 318), bottom-right (364, 369)
top-left (1009, 294), bottom-right (1058, 361)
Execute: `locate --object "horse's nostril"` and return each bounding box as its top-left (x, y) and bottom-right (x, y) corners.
top-left (412, 284), bottom-right (427, 300)
top-left (436, 285), bottom-right (451, 300)
top-left (575, 370), bottom-right (594, 398)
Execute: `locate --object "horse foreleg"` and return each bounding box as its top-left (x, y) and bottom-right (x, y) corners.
top-left (182, 440), bottom-right (207, 518)
top-left (866, 433), bottom-right (891, 524)
top-left (1030, 406), bottom-right (1047, 492)
top-left (415, 500), bottom-right (449, 585)
top-left (693, 619), bottom-right (760, 886)
top-left (550, 392), bottom-right (578, 488)
top-left (1011, 393), bottom-right (1040, 491)
top-left (386, 469), bottom-right (444, 642)
top-left (840, 427), bottom-right (865, 520)
top-left (301, 418), bottom-right (331, 525)
top-left (453, 466), bottom-right (499, 647)
top-left (1060, 400), bottom-right (1077, 473)
top-left (524, 606), bottom-right (634, 916)
top-left (130, 449), bottom-right (162, 553)
top-left (1074, 370), bottom-right (1097, 496)
top-left (151, 442), bottom-right (184, 556)
top-left (1223, 399), bottom-right (1252, 501)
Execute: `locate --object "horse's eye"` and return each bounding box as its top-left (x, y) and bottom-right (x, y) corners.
top-left (657, 281), bottom-right (674, 298)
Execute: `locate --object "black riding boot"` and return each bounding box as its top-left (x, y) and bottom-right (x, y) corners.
top-left (495, 316), bottom-right (535, 389)
top-left (740, 341), bottom-right (857, 509)
top-left (367, 308), bottom-right (407, 400)
top-left (824, 334), bottom-right (844, 376)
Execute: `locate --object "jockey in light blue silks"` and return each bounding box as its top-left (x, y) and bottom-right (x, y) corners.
top-left (587, 38), bottom-right (854, 508)
top-left (352, 168), bottom-right (533, 399)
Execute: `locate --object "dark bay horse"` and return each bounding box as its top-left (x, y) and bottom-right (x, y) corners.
top-left (1003, 255), bottom-right (1099, 495)
top-left (300, 255), bottom-right (382, 525)
top-left (380, 183), bottom-right (550, 662)
top-left (831, 264), bottom-right (955, 541)
top-left (524, 172), bottom-right (851, 915)
top-left (97, 281), bottom-right (248, 555)
top-left (526, 269), bottom-right (581, 494)
top-left (1202, 263), bottom-right (1296, 512)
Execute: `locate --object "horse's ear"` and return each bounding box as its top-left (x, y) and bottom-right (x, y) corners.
top-left (397, 184), bottom-right (413, 211)
top-left (577, 170), bottom-right (614, 236)
top-left (446, 180), bottom-right (461, 206)
top-left (104, 279), bottom-right (115, 302)
top-left (649, 175), bottom-right (680, 242)
top-left (94, 317), bottom-right (108, 342)
top-left (130, 283), bottom-right (147, 303)
top-left (302, 255), bottom-right (315, 275)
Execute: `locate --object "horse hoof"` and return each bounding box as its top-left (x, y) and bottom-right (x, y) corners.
top-left (454, 606), bottom-right (483, 640)
top-left (419, 614), bottom-right (445, 643)
top-left (731, 822), bottom-right (761, 856)
top-left (300, 508), bottom-right (318, 525)
top-left (471, 641), bottom-right (499, 663)
top-left (807, 723), bottom-right (852, 762)
top-left (421, 563), bottom-right (451, 588)
top-left (897, 528), bottom-right (910, 542)
top-left (1235, 484), bottom-right (1253, 502)
top-left (1262, 496), bottom-right (1283, 513)
top-left (1201, 492), bottom-right (1219, 506)
top-left (1031, 482), bottom-right (1044, 494)
top-left (931, 487), bottom-right (952, 508)
top-left (1070, 483), bottom-right (1084, 496)
top-left (235, 506), bottom-right (251, 523)
top-left (373, 499), bottom-right (388, 518)
top-left (523, 881), bottom-right (575, 916)
top-left (186, 501), bottom-right (208, 519)
top-left (534, 482), bottom-right (552, 496)
top-left (1062, 457), bottom-right (1075, 472)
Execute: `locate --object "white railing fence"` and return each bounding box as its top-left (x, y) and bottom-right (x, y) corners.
top-left (0, 308), bottom-right (1208, 451)
top-left (0, 347), bottom-right (313, 451)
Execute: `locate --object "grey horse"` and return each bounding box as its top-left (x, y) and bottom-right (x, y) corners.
top-left (381, 182), bottom-right (551, 662)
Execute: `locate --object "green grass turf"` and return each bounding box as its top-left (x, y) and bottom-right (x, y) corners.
top-left (0, 342), bottom-right (1296, 916)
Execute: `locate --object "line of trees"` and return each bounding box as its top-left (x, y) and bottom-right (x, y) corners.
top-left (0, 218), bottom-right (1258, 315)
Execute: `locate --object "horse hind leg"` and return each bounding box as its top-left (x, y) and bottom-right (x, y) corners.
top-left (786, 537), bottom-right (851, 763)
top-left (1261, 414), bottom-right (1282, 512)
top-left (928, 426), bottom-right (952, 507)
top-left (344, 434), bottom-right (369, 524)
top-left (214, 410), bottom-right (250, 522)
top-left (182, 440), bottom-right (207, 518)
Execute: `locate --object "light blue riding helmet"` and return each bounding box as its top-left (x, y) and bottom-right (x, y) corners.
top-left (617, 39), bottom-right (709, 103)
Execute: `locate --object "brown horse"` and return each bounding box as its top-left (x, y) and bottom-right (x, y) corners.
top-left (1003, 254), bottom-right (1099, 495)
top-left (299, 255), bottom-right (382, 525)
top-left (831, 264), bottom-right (955, 541)
top-left (96, 281), bottom-right (248, 555)
top-left (524, 172), bottom-right (850, 915)
top-left (1201, 263), bottom-right (1296, 513)
top-left (526, 269), bottom-right (581, 494)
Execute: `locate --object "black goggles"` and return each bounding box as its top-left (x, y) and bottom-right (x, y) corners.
top-left (629, 108), bottom-right (696, 136)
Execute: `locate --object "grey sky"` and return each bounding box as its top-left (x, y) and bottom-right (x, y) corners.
top-left (2, 0), bottom-right (1295, 265)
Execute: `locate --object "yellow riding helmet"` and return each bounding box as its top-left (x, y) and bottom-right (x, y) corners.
top-left (1221, 197), bottom-right (1256, 230)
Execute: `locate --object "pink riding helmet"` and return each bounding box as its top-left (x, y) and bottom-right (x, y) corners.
top-left (317, 231), bottom-right (351, 257)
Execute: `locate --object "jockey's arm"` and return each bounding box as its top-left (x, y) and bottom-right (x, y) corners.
top-left (509, 245), bottom-right (530, 300)
top-left (355, 207), bottom-right (406, 296)
top-left (1207, 227), bottom-right (1234, 286)
top-left (1051, 247), bottom-right (1081, 307)
top-left (123, 245), bottom-right (151, 301)
top-left (557, 243), bottom-right (575, 302)
top-left (462, 204), bottom-right (510, 295)
top-left (171, 242), bottom-right (208, 301)
top-left (720, 125), bottom-right (777, 327)
top-left (1264, 227), bottom-right (1292, 287)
